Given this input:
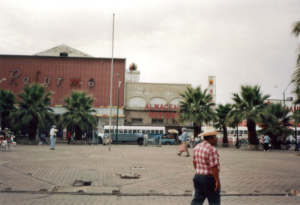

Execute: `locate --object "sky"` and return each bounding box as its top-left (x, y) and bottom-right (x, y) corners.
top-left (0, 0), bottom-right (299, 105)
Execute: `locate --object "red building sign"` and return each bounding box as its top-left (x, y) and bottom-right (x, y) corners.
top-left (0, 55), bottom-right (126, 106)
top-left (144, 104), bottom-right (180, 119)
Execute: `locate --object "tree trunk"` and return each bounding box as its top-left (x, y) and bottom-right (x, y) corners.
top-left (222, 126), bottom-right (228, 143)
top-left (247, 119), bottom-right (257, 145)
top-left (193, 122), bottom-right (201, 139)
top-left (75, 125), bottom-right (82, 140)
top-left (28, 120), bottom-right (38, 141)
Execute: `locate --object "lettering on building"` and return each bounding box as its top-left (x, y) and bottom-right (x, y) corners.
top-left (23, 77), bottom-right (29, 85)
top-left (57, 77), bottom-right (64, 86)
top-left (70, 78), bottom-right (81, 87)
top-left (35, 71), bottom-right (40, 82)
top-left (9, 69), bottom-right (21, 85)
top-left (88, 78), bottom-right (95, 87)
top-left (44, 77), bottom-right (51, 86)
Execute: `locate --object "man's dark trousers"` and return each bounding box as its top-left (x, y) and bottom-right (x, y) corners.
top-left (191, 174), bottom-right (220, 205)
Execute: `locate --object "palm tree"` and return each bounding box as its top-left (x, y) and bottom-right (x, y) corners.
top-left (214, 103), bottom-right (232, 144)
top-left (291, 21), bottom-right (300, 87)
top-left (10, 83), bottom-right (55, 140)
top-left (259, 102), bottom-right (293, 149)
top-left (177, 86), bottom-right (216, 138)
top-left (58, 91), bottom-right (97, 140)
top-left (0, 89), bottom-right (16, 130)
top-left (230, 85), bottom-right (270, 145)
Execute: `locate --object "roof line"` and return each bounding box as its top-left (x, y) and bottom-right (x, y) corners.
top-left (0, 54), bottom-right (126, 60)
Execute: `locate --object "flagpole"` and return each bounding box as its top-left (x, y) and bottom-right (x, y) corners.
top-left (109, 14), bottom-right (115, 151)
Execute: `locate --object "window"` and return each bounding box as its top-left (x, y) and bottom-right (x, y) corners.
top-left (124, 129), bottom-right (128, 134)
top-left (133, 130), bottom-right (137, 133)
top-left (155, 130), bottom-right (159, 134)
top-left (239, 131), bottom-right (243, 135)
top-left (132, 118), bottom-right (143, 124)
top-left (128, 130), bottom-right (132, 134)
top-left (244, 131), bottom-right (248, 134)
top-left (60, 52), bottom-right (68, 57)
top-left (151, 130), bottom-right (154, 134)
top-left (152, 119), bottom-right (164, 124)
top-left (110, 129), bottom-right (114, 133)
top-left (119, 129), bottom-right (124, 134)
top-left (142, 130), bottom-right (145, 133)
top-left (160, 130), bottom-right (164, 134)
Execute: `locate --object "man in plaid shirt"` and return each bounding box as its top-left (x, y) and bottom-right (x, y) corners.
top-left (191, 127), bottom-right (220, 205)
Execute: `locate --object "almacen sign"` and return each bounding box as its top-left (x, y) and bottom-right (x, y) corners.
top-left (144, 104), bottom-right (180, 119)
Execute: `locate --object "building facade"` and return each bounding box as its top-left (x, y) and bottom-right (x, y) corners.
top-left (125, 82), bottom-right (192, 132)
top-left (0, 45), bottom-right (126, 134)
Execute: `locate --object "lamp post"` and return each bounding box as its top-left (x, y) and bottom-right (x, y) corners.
top-left (116, 73), bottom-right (121, 144)
top-left (283, 82), bottom-right (291, 110)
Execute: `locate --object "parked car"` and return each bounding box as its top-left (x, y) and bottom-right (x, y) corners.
top-left (147, 135), bottom-right (175, 145)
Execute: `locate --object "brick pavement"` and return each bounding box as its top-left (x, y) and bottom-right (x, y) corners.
top-left (1, 144), bottom-right (300, 204)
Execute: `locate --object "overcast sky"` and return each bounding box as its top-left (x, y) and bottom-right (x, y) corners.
top-left (0, 0), bottom-right (299, 104)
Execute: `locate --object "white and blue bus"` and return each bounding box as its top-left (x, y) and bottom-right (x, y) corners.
top-left (102, 126), bottom-right (165, 143)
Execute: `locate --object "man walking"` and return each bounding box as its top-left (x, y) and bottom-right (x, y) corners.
top-left (144, 132), bottom-right (148, 146)
top-left (191, 127), bottom-right (221, 205)
top-left (67, 131), bottom-right (72, 145)
top-left (50, 125), bottom-right (58, 150)
top-left (137, 131), bottom-right (144, 146)
top-left (177, 128), bottom-right (190, 157)
top-left (264, 134), bottom-right (270, 151)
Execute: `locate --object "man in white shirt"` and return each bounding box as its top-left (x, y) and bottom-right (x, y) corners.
top-left (50, 125), bottom-right (58, 150)
top-left (144, 133), bottom-right (148, 146)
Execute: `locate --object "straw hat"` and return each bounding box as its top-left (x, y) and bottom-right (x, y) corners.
top-left (199, 127), bottom-right (220, 137)
top-left (139, 130), bottom-right (142, 133)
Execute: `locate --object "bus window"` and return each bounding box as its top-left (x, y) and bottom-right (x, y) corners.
top-left (155, 130), bottom-right (159, 134)
top-left (133, 130), bottom-right (137, 133)
top-left (239, 131), bottom-right (243, 135)
top-left (142, 130), bottom-right (145, 133)
top-left (110, 129), bottom-right (114, 133)
top-left (244, 131), bottom-right (248, 134)
top-left (124, 129), bottom-right (128, 134)
top-left (230, 130), bottom-right (234, 134)
top-left (160, 130), bottom-right (163, 134)
top-left (105, 129), bottom-right (109, 133)
top-left (151, 130), bottom-right (154, 134)
top-left (128, 130), bottom-right (132, 133)
top-left (119, 129), bottom-right (124, 134)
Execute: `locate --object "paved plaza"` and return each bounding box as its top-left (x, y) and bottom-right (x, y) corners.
top-left (1, 144), bottom-right (300, 205)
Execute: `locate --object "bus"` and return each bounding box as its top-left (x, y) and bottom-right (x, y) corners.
top-left (102, 126), bottom-right (165, 143)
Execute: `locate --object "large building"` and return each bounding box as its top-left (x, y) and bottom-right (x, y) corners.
top-left (0, 45), bottom-right (126, 134)
top-left (124, 80), bottom-right (192, 132)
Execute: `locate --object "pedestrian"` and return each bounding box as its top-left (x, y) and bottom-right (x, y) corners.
top-left (264, 134), bottom-right (270, 152)
top-left (177, 128), bottom-right (190, 157)
top-left (67, 131), bottom-right (72, 145)
top-left (59, 130), bottom-right (63, 140)
top-left (144, 132), bottom-right (148, 146)
top-left (137, 130), bottom-right (144, 146)
top-left (103, 132), bottom-right (108, 145)
top-left (155, 135), bottom-right (160, 147)
top-left (40, 132), bottom-right (46, 145)
top-left (49, 125), bottom-right (58, 150)
top-left (191, 127), bottom-right (221, 205)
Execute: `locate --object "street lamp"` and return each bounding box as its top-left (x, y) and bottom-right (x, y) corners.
top-left (116, 73), bottom-right (121, 144)
top-left (283, 82), bottom-right (291, 109)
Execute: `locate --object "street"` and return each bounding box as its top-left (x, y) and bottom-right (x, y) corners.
top-left (1, 144), bottom-right (300, 205)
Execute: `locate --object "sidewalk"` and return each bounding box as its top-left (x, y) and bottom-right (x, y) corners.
top-left (1, 144), bottom-right (300, 204)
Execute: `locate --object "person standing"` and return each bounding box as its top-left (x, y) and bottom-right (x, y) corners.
top-left (144, 132), bottom-right (148, 146)
top-left (264, 134), bottom-right (270, 151)
top-left (67, 131), bottom-right (72, 145)
top-left (137, 131), bottom-right (144, 146)
top-left (155, 135), bottom-right (160, 147)
top-left (177, 128), bottom-right (190, 157)
top-left (50, 125), bottom-right (58, 150)
top-left (191, 127), bottom-right (221, 205)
